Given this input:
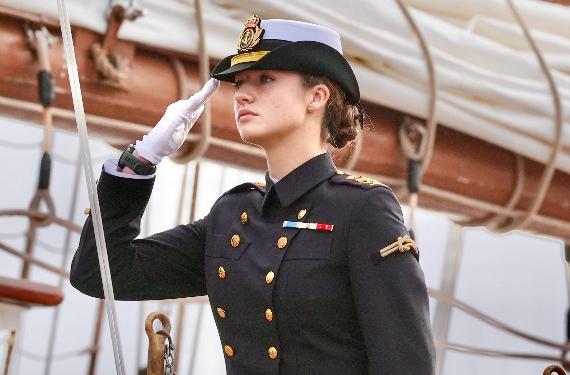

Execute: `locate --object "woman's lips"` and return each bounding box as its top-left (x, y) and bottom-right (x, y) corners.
top-left (237, 109), bottom-right (258, 121)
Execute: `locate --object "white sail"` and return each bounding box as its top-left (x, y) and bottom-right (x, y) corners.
top-left (1, 0), bottom-right (569, 172)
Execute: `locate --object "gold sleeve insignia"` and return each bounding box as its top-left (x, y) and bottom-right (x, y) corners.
top-left (345, 175), bottom-right (388, 188)
top-left (254, 181), bottom-right (266, 189)
top-left (379, 235), bottom-right (418, 258)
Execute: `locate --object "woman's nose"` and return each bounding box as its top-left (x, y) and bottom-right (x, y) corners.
top-left (234, 87), bottom-right (253, 104)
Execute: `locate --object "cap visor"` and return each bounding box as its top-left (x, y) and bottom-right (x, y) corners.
top-left (212, 61), bottom-right (257, 82)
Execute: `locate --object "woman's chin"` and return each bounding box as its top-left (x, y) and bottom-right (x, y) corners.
top-left (237, 128), bottom-right (265, 147)
top-left (237, 121), bottom-right (287, 149)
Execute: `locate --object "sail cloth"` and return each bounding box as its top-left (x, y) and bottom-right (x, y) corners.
top-left (4, 0), bottom-right (570, 173)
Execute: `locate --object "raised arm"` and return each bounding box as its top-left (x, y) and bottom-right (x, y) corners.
top-left (70, 170), bottom-right (208, 300)
top-left (70, 78), bottom-right (219, 300)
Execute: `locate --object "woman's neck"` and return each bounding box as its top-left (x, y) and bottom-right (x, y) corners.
top-left (264, 141), bottom-right (326, 180)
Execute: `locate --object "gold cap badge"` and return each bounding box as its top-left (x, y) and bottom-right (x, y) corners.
top-left (236, 15), bottom-right (265, 53)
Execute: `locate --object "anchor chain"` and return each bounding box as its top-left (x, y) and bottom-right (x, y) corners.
top-left (157, 330), bottom-right (176, 375)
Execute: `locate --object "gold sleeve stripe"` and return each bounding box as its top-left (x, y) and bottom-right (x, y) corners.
top-left (379, 235), bottom-right (418, 258)
top-left (231, 51), bottom-right (270, 67)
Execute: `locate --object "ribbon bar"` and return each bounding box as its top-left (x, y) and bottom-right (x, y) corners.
top-left (283, 221), bottom-right (334, 232)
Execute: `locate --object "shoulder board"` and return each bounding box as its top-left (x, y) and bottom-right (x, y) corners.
top-left (221, 181), bottom-right (266, 197)
top-left (331, 171), bottom-right (391, 190)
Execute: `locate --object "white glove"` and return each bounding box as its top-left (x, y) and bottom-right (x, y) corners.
top-left (136, 78), bottom-right (220, 165)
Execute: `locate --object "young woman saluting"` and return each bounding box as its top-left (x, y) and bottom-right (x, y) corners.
top-left (71, 15), bottom-right (435, 375)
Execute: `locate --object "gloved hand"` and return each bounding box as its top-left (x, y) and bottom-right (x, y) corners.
top-left (135, 78), bottom-right (220, 165)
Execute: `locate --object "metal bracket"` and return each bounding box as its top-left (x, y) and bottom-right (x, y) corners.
top-left (92, 1), bottom-right (145, 88)
top-left (102, 1), bottom-right (145, 52)
top-left (106, 0), bottom-right (146, 22)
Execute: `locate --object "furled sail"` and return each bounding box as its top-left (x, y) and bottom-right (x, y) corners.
top-left (2, 0), bottom-right (569, 172)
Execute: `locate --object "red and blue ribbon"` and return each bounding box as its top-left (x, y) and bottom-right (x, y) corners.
top-left (282, 221), bottom-right (334, 232)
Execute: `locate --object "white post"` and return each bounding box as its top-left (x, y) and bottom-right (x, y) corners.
top-left (432, 223), bottom-right (464, 375)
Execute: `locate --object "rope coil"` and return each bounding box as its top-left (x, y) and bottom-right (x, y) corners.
top-left (392, 0), bottom-right (564, 240)
top-left (453, 0), bottom-right (564, 235)
top-left (493, 0), bottom-right (564, 233)
top-left (89, 42), bottom-right (130, 85)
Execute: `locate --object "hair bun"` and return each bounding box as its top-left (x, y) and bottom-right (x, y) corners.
top-left (302, 74), bottom-right (366, 149)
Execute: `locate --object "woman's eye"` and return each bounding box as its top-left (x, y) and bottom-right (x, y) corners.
top-left (233, 80), bottom-right (242, 88)
top-left (260, 75), bottom-right (273, 83)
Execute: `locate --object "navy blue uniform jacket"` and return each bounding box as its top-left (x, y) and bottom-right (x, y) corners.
top-left (70, 152), bottom-right (435, 374)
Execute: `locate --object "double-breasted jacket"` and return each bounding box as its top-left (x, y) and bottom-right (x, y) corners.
top-left (71, 152), bottom-right (435, 374)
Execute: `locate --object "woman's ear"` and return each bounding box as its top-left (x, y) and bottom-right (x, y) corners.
top-left (307, 84), bottom-right (330, 112)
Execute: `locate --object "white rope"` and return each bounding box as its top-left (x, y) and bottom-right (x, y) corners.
top-left (55, 1), bottom-right (126, 374)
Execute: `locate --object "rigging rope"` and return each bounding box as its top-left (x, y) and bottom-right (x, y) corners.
top-left (89, 42), bottom-right (129, 84)
top-left (0, 139), bottom-right (43, 149)
top-left (16, 346), bottom-right (93, 362)
top-left (172, 157), bottom-right (190, 372)
top-left (493, 0), bottom-right (564, 233)
top-left (392, 0), bottom-right (438, 235)
top-left (169, 0), bottom-right (211, 164)
top-left (0, 241), bottom-right (68, 277)
top-left (87, 300), bottom-right (107, 375)
top-left (390, 0), bottom-right (564, 242)
top-left (429, 288), bottom-right (564, 350)
top-left (172, 0), bottom-right (211, 369)
top-left (0, 232), bottom-right (26, 240)
top-left (44, 150), bottom-right (83, 375)
top-left (457, 0), bottom-right (564, 234)
top-left (187, 162), bottom-right (218, 375)
top-left (0, 210), bottom-right (80, 232)
top-left (455, 154), bottom-right (526, 229)
top-left (20, 26), bottom-right (57, 280)
top-left (56, 1), bottom-right (126, 374)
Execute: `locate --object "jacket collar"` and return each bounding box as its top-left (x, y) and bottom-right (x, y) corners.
top-left (263, 152), bottom-right (337, 209)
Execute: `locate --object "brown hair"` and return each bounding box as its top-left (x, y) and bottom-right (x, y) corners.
top-left (301, 75), bottom-right (366, 149)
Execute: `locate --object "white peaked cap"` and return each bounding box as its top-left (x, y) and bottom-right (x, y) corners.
top-left (260, 19), bottom-right (343, 54)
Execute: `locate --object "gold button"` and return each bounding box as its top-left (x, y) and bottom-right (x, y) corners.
top-left (297, 209), bottom-right (307, 220)
top-left (268, 346), bottom-right (278, 359)
top-left (218, 266), bottom-right (226, 280)
top-left (217, 308), bottom-right (226, 319)
top-left (265, 309), bottom-right (273, 321)
top-left (277, 237), bottom-right (288, 249)
top-left (265, 271), bottom-right (275, 284)
top-left (240, 211), bottom-right (248, 224)
top-left (224, 345), bottom-right (234, 357)
top-left (84, 207), bottom-right (91, 215)
top-left (230, 234), bottom-right (240, 248)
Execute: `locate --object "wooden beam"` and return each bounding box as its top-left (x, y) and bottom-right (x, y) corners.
top-left (1, 10), bottom-right (569, 242)
top-left (0, 276), bottom-right (63, 306)
top-left (543, 0), bottom-right (570, 5)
